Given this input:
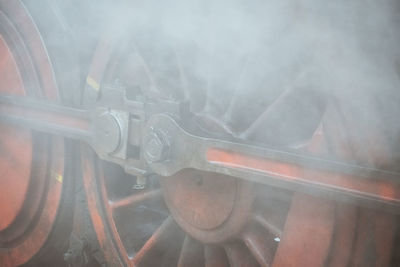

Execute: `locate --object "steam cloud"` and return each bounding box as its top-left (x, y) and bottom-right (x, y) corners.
top-left (30, 0), bottom-right (400, 167)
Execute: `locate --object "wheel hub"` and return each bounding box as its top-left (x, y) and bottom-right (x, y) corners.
top-left (162, 169), bottom-right (254, 243)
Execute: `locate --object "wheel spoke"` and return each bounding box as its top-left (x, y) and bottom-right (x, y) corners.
top-left (240, 87), bottom-right (325, 146)
top-left (252, 189), bottom-right (290, 238)
top-left (177, 235), bottom-right (204, 267)
top-left (252, 213), bottom-right (282, 238)
top-left (242, 225), bottom-right (275, 267)
top-left (172, 45), bottom-right (189, 101)
top-left (131, 216), bottom-right (176, 265)
top-left (272, 193), bottom-right (335, 267)
top-left (204, 245), bottom-right (229, 267)
top-left (109, 188), bottom-right (162, 210)
top-left (224, 242), bottom-right (259, 267)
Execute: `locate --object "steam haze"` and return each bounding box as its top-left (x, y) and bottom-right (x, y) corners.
top-left (6, 1), bottom-right (399, 265)
top-left (101, 0), bottom-right (400, 167)
top-left (31, 0), bottom-right (400, 165)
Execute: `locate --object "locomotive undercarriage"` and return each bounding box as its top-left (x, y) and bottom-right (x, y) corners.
top-left (1, 0), bottom-right (400, 266)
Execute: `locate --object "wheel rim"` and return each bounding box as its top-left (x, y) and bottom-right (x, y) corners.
top-left (0, 24), bottom-right (32, 233)
top-left (0, 1), bottom-right (67, 266)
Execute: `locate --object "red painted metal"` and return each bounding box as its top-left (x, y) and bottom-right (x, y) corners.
top-left (206, 148), bottom-right (400, 203)
top-left (0, 101), bottom-right (91, 131)
top-left (162, 169), bottom-right (255, 244)
top-left (0, 34), bottom-right (32, 233)
top-left (0, 1), bottom-right (66, 266)
top-left (81, 146), bottom-right (126, 267)
top-left (273, 193), bottom-right (336, 267)
top-left (323, 104), bottom-right (398, 267)
top-left (164, 170), bottom-right (237, 230)
top-left (0, 1), bottom-right (397, 266)
top-left (82, 143), bottom-right (288, 266)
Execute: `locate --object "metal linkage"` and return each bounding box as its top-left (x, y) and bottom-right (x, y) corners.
top-left (0, 94), bottom-right (92, 140)
top-left (1, 93), bottom-right (400, 212)
top-left (0, 94), bottom-right (130, 165)
top-left (143, 114), bottom-right (400, 212)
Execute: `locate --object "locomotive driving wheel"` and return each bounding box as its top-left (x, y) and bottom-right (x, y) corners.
top-left (83, 147), bottom-right (293, 266)
top-left (82, 132), bottom-right (398, 267)
top-left (80, 2), bottom-right (399, 266)
top-left (0, 1), bottom-right (76, 266)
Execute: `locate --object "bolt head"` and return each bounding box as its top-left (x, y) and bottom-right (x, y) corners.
top-left (144, 130), bottom-right (169, 163)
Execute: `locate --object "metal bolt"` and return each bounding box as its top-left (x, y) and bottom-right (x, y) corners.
top-left (144, 130), bottom-right (169, 163)
top-left (64, 250), bottom-right (73, 262)
top-left (133, 175), bottom-right (147, 190)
